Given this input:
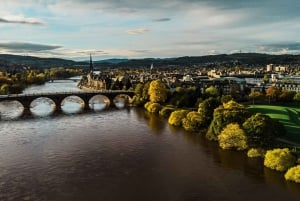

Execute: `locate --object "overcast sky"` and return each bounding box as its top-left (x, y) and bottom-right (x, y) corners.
top-left (0, 0), bottom-right (299, 60)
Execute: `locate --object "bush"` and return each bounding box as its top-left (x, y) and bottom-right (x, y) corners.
top-left (182, 111), bottom-right (206, 132)
top-left (159, 107), bottom-right (176, 118)
top-left (247, 148), bottom-right (266, 158)
top-left (146, 102), bottom-right (162, 114)
top-left (264, 148), bottom-right (296, 172)
top-left (168, 110), bottom-right (189, 127)
top-left (218, 123), bottom-right (247, 150)
top-left (285, 165), bottom-right (300, 183)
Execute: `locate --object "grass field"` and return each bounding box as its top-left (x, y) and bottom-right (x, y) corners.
top-left (247, 105), bottom-right (300, 145)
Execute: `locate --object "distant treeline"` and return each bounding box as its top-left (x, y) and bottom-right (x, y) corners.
top-left (1, 53), bottom-right (300, 70)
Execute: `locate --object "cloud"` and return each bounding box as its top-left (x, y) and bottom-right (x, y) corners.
top-left (126, 28), bottom-right (150, 35)
top-left (153, 18), bottom-right (171, 22)
top-left (257, 42), bottom-right (300, 52)
top-left (0, 42), bottom-right (62, 52)
top-left (0, 17), bottom-right (44, 25)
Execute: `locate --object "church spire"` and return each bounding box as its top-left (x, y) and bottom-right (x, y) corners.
top-left (89, 53), bottom-right (94, 73)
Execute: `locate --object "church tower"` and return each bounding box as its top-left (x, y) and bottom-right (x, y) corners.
top-left (89, 53), bottom-right (94, 73)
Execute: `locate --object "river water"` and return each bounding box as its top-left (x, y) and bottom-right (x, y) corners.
top-left (0, 80), bottom-right (300, 201)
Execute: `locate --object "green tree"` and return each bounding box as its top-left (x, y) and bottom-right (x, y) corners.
top-left (198, 97), bottom-right (220, 126)
top-left (263, 75), bottom-right (269, 84)
top-left (148, 80), bottom-right (168, 103)
top-left (205, 86), bottom-right (219, 97)
top-left (221, 95), bottom-right (233, 104)
top-left (218, 123), bottom-right (247, 150)
top-left (0, 84), bottom-right (9, 95)
top-left (242, 113), bottom-right (285, 148)
top-left (264, 148), bottom-right (296, 172)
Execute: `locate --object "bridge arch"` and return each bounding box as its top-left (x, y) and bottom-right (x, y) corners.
top-left (89, 95), bottom-right (111, 111)
top-left (60, 95), bottom-right (85, 113)
top-left (112, 94), bottom-right (132, 108)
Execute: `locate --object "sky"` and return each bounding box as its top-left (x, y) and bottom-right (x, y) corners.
top-left (0, 0), bottom-right (300, 61)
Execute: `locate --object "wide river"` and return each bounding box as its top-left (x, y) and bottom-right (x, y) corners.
top-left (0, 80), bottom-right (300, 201)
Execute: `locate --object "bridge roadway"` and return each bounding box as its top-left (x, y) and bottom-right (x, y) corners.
top-left (0, 90), bottom-right (135, 115)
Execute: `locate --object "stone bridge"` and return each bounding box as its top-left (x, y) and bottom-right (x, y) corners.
top-left (0, 90), bottom-right (134, 115)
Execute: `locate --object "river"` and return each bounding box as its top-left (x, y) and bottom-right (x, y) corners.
top-left (0, 80), bottom-right (300, 201)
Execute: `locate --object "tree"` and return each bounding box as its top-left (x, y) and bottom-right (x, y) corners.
top-left (198, 97), bottom-right (220, 126)
top-left (264, 148), bottom-right (296, 172)
top-left (205, 86), bottom-right (219, 97)
top-left (218, 123), bottom-right (247, 150)
top-left (206, 100), bottom-right (250, 141)
top-left (148, 80), bottom-right (168, 103)
top-left (248, 91), bottom-right (263, 105)
top-left (278, 90), bottom-right (296, 102)
top-left (285, 165), bottom-right (300, 183)
top-left (182, 111), bottom-right (206, 132)
top-left (263, 75), bottom-right (269, 84)
top-left (265, 86), bottom-right (280, 104)
top-left (168, 110), bottom-right (189, 127)
top-left (242, 113), bottom-right (285, 148)
top-left (294, 92), bottom-right (300, 102)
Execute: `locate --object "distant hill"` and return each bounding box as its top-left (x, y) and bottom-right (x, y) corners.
top-left (0, 54), bottom-right (79, 69)
top-left (94, 58), bottom-right (129, 64)
top-left (1, 53), bottom-right (300, 71)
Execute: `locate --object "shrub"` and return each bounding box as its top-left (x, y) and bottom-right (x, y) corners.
top-left (247, 148), bottom-right (266, 158)
top-left (168, 110), bottom-right (189, 127)
top-left (146, 102), bottom-right (162, 114)
top-left (218, 123), bottom-right (247, 150)
top-left (182, 111), bottom-right (206, 132)
top-left (264, 148), bottom-right (296, 172)
top-left (285, 165), bottom-right (300, 183)
top-left (159, 107), bottom-right (176, 118)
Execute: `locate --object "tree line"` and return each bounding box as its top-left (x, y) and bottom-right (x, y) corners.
top-left (132, 79), bottom-right (300, 184)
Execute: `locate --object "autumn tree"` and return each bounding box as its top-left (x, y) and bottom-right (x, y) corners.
top-left (218, 123), bottom-right (247, 150)
top-left (265, 86), bottom-right (280, 104)
top-left (206, 100), bottom-right (250, 141)
top-left (148, 80), bottom-right (168, 103)
top-left (285, 165), bottom-right (300, 183)
top-left (168, 110), bottom-right (189, 127)
top-left (264, 148), bottom-right (296, 172)
top-left (248, 91), bottom-right (263, 105)
top-left (182, 111), bottom-right (206, 132)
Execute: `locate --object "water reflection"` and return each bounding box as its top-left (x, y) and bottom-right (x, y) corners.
top-left (0, 100), bottom-right (23, 120)
top-left (89, 95), bottom-right (109, 111)
top-left (30, 97), bottom-right (55, 117)
top-left (61, 96), bottom-right (84, 114)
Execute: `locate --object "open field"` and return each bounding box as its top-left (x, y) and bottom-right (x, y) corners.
top-left (247, 105), bottom-right (300, 145)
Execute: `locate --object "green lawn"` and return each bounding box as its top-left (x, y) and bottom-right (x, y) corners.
top-left (247, 105), bottom-right (300, 145)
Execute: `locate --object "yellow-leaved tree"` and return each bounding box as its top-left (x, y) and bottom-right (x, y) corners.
top-left (218, 123), bottom-right (247, 150)
top-left (148, 80), bottom-right (168, 103)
